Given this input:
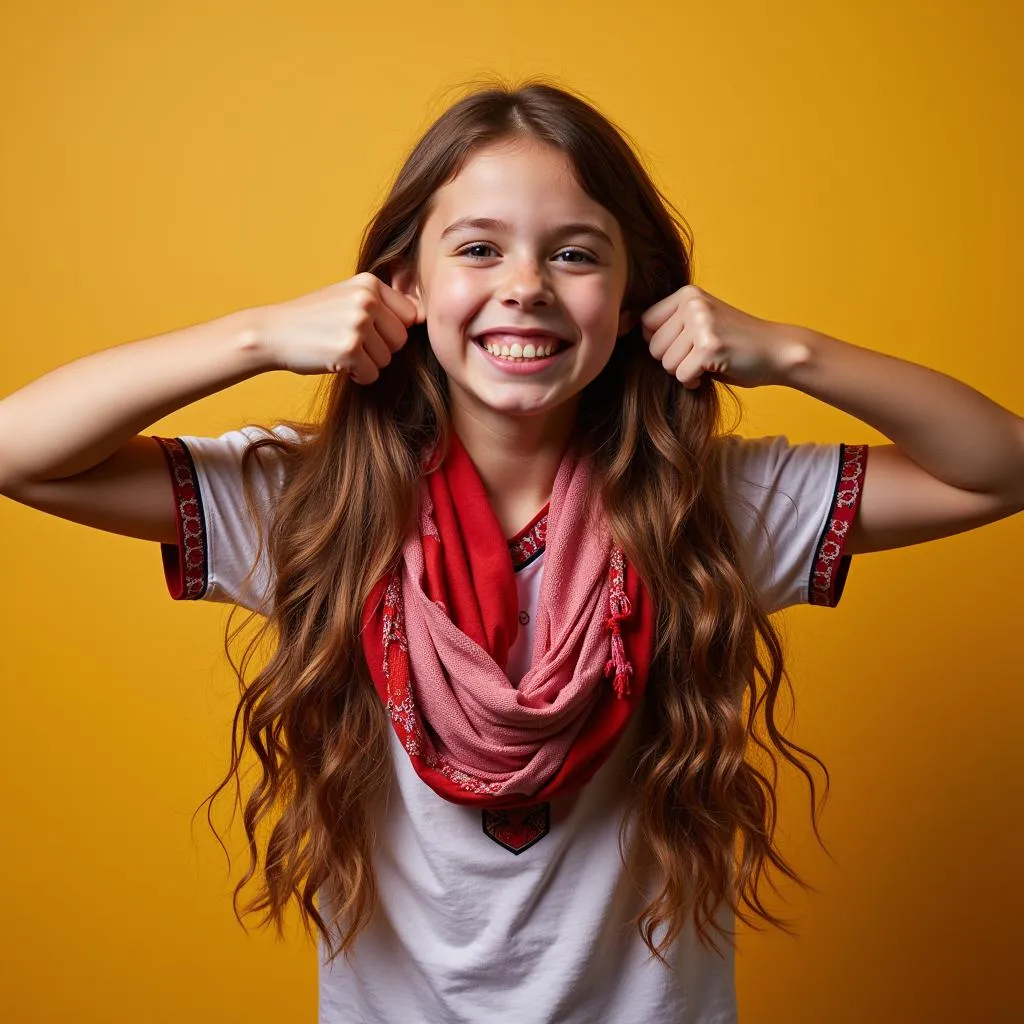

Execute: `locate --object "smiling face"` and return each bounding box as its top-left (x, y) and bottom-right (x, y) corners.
top-left (393, 137), bottom-right (633, 440)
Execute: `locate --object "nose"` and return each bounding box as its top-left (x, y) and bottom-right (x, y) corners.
top-left (495, 256), bottom-right (554, 308)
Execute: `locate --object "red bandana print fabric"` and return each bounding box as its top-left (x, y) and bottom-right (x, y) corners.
top-left (361, 432), bottom-right (654, 810)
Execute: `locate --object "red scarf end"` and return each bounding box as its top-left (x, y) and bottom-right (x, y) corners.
top-left (605, 663), bottom-right (634, 699)
top-left (603, 636), bottom-right (634, 699)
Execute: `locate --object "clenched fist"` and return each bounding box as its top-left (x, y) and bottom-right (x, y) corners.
top-left (253, 273), bottom-right (424, 383)
top-left (640, 284), bottom-right (790, 390)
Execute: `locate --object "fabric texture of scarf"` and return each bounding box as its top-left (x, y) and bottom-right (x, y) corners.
top-left (361, 432), bottom-right (655, 809)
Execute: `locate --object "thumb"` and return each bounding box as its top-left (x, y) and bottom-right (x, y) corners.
top-left (385, 265), bottom-right (426, 326)
top-left (382, 281), bottom-right (424, 328)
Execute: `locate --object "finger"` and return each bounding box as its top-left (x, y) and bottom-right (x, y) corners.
top-left (661, 334), bottom-right (692, 377)
top-left (372, 301), bottom-right (413, 352)
top-left (362, 329), bottom-right (393, 369)
top-left (639, 292), bottom-right (680, 338)
top-left (641, 284), bottom-right (704, 339)
top-left (647, 305), bottom-right (687, 360)
top-left (348, 348), bottom-right (380, 385)
top-left (379, 280), bottom-right (423, 328)
top-left (674, 346), bottom-right (707, 389)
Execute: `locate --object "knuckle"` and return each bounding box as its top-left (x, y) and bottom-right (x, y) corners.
top-left (352, 287), bottom-right (377, 309)
top-left (355, 291), bottom-right (379, 314)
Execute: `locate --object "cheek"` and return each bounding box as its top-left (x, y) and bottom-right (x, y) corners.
top-left (427, 270), bottom-right (478, 323)
top-left (423, 274), bottom-right (479, 366)
top-left (574, 278), bottom-right (624, 324)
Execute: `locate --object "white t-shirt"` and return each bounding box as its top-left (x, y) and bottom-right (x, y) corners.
top-left (154, 427), bottom-right (867, 1024)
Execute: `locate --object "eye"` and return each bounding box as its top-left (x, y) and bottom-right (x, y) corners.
top-left (553, 248), bottom-right (597, 264)
top-left (457, 243), bottom-right (499, 259)
top-left (455, 243), bottom-right (597, 264)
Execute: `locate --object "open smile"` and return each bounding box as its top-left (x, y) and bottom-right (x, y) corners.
top-left (473, 335), bottom-right (572, 375)
top-left (474, 333), bottom-right (570, 361)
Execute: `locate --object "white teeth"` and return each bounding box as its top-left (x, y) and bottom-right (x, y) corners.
top-left (480, 337), bottom-right (560, 360)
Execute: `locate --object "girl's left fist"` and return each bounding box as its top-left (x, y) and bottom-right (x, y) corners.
top-left (640, 284), bottom-right (787, 390)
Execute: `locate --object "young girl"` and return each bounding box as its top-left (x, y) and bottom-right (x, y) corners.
top-left (2, 80), bottom-right (1022, 1023)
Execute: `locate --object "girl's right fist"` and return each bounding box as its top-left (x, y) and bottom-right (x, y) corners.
top-left (253, 273), bottom-right (423, 382)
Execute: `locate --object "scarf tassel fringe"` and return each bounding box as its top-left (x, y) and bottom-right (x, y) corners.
top-left (603, 548), bottom-right (634, 699)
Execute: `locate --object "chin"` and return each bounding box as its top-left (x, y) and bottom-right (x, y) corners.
top-left (483, 397), bottom-right (558, 417)
top-left (464, 385), bottom-right (565, 417)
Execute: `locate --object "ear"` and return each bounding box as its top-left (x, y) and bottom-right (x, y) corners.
top-left (389, 262), bottom-right (426, 323)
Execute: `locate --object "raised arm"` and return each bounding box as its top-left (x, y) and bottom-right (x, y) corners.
top-left (0, 274), bottom-right (421, 544)
top-left (0, 310), bottom-right (270, 543)
top-left (641, 284), bottom-right (1024, 556)
top-left (775, 326), bottom-right (1024, 555)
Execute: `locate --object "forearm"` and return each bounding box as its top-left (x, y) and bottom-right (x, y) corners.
top-left (0, 308), bottom-right (271, 488)
top-left (776, 325), bottom-right (1024, 496)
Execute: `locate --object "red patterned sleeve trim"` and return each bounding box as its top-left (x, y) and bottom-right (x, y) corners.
top-left (153, 436), bottom-right (209, 600)
top-left (808, 443), bottom-right (869, 608)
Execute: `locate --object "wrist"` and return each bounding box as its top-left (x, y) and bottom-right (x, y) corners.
top-left (768, 322), bottom-right (817, 387)
top-left (227, 306), bottom-right (282, 373)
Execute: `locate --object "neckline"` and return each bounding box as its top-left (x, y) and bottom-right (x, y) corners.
top-left (508, 504), bottom-right (549, 571)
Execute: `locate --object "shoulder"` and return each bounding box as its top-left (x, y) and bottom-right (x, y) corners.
top-left (181, 420), bottom-right (313, 458)
top-left (157, 421), bottom-right (319, 608)
top-left (714, 433), bottom-right (852, 517)
top-left (715, 432), bottom-right (839, 481)
top-left (171, 421), bottom-right (315, 489)
top-left (712, 433), bottom-right (866, 611)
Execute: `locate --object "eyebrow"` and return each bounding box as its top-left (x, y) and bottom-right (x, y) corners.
top-left (438, 216), bottom-right (616, 248)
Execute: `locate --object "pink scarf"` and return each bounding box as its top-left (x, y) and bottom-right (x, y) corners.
top-left (361, 432), bottom-right (654, 808)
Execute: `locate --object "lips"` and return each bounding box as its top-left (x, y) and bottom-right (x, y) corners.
top-left (474, 325), bottom-right (570, 339)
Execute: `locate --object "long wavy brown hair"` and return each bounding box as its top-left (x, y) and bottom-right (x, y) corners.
top-left (199, 75), bottom-right (831, 965)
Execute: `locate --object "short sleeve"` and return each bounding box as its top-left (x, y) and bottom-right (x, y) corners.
top-left (153, 424), bottom-right (300, 613)
top-left (719, 434), bottom-right (869, 614)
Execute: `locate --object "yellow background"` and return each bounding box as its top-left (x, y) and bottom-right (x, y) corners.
top-left (2, 1), bottom-right (1022, 1021)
